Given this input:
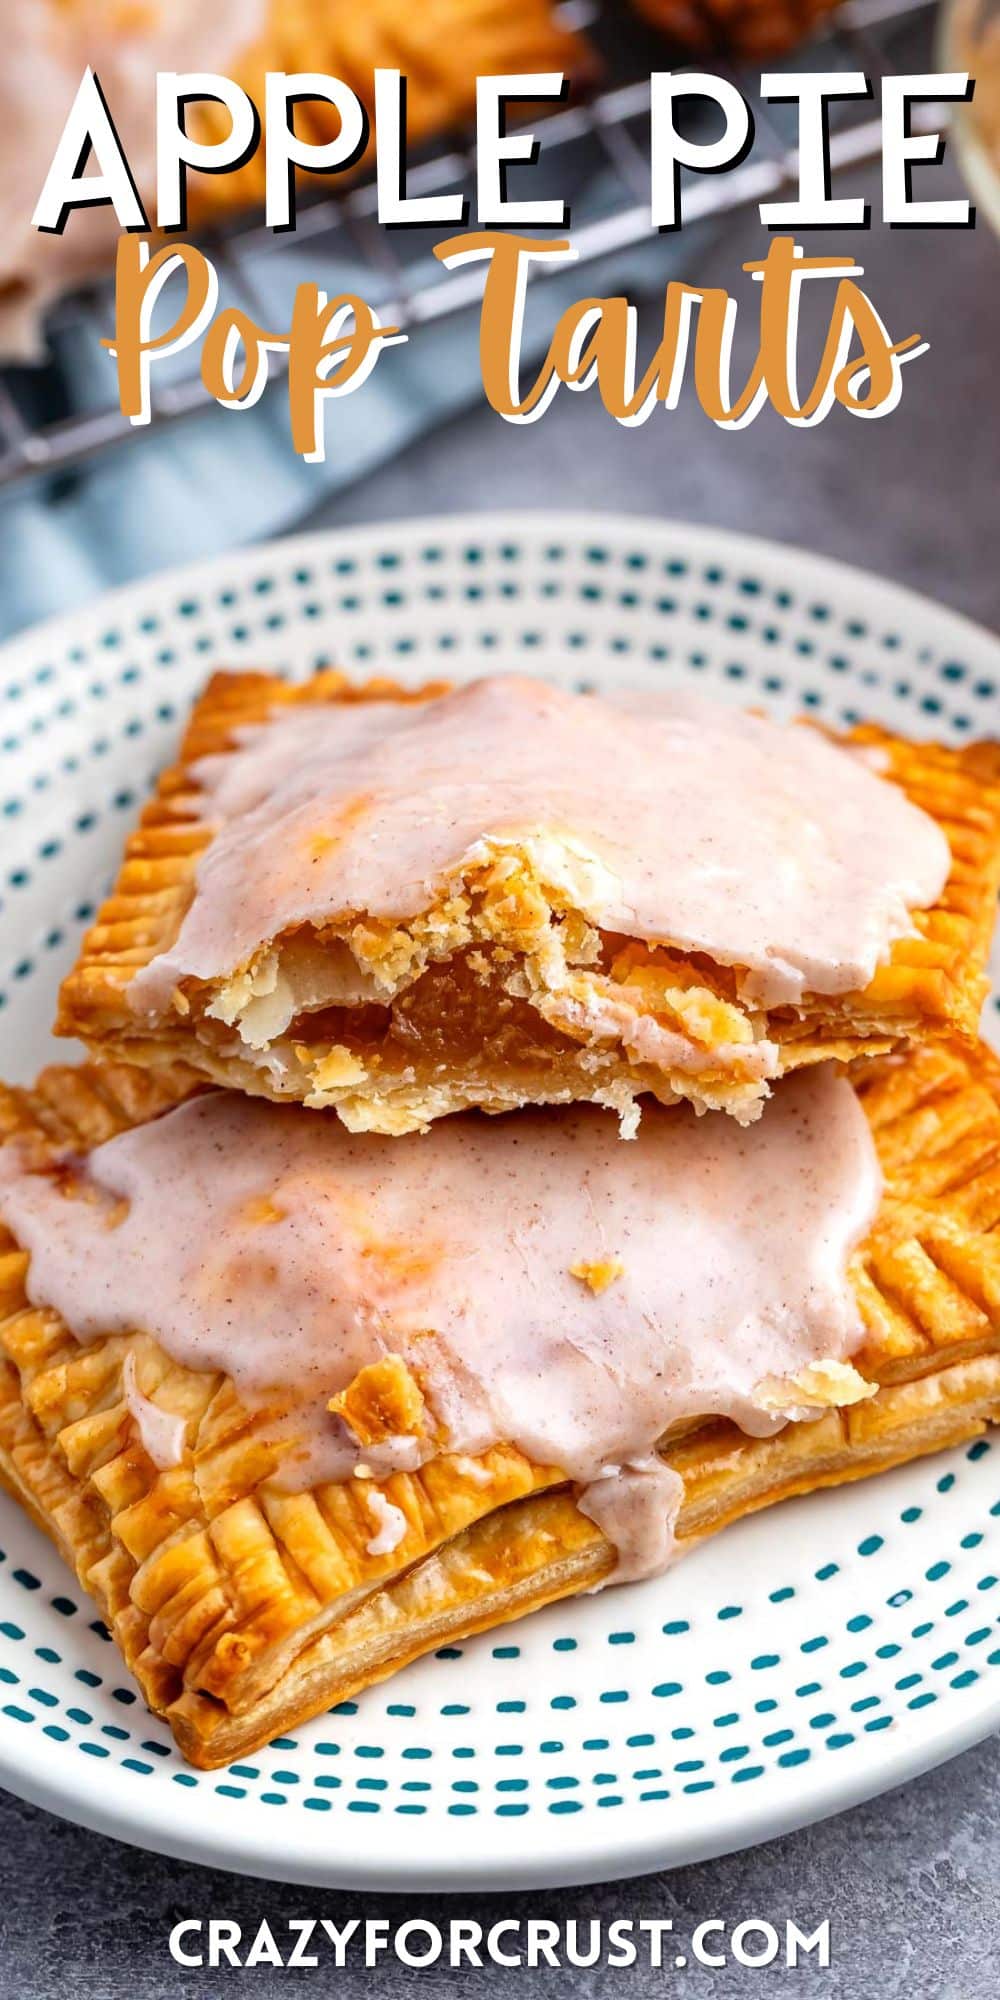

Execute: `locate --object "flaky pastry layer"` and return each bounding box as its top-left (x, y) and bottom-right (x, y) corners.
top-left (57, 671), bottom-right (1000, 1133)
top-left (1, 1038), bottom-right (1000, 1764)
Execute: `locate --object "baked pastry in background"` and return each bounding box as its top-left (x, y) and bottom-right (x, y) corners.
top-left (0, 0), bottom-right (593, 357)
top-left (0, 0), bottom-right (261, 355)
top-left (631, 0), bottom-right (843, 56)
top-left (57, 669), bottom-right (1000, 1134)
top-left (0, 1037), bottom-right (998, 1767)
top-left (192, 0), bottom-right (596, 219)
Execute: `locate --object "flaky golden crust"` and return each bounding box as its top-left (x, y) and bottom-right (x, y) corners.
top-left (1, 1039), bottom-right (1000, 1764)
top-left (56, 672), bottom-right (1000, 1133)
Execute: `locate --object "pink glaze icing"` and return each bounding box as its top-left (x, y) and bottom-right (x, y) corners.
top-left (128, 678), bottom-right (950, 1020)
top-left (0, 1066), bottom-right (881, 1582)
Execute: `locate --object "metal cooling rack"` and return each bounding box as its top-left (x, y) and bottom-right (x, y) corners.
top-left (0, 0), bottom-right (940, 490)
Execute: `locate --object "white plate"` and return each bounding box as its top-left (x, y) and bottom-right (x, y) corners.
top-left (0, 512), bottom-right (997, 1891)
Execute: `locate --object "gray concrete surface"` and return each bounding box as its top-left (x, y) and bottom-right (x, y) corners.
top-left (1, 160), bottom-right (999, 2000)
top-left (0, 1733), bottom-right (998, 1997)
top-left (305, 165), bottom-right (1000, 633)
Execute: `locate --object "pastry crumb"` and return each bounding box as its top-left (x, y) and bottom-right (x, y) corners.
top-left (755, 1358), bottom-right (877, 1414)
top-left (330, 1353), bottom-right (427, 1444)
top-left (570, 1256), bottom-right (625, 1295)
top-left (303, 1043), bottom-right (368, 1091)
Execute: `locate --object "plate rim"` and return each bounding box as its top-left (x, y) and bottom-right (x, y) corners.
top-left (0, 1658), bottom-right (998, 1891)
top-left (1, 507), bottom-right (998, 677)
top-left (0, 507), bottom-right (998, 1890)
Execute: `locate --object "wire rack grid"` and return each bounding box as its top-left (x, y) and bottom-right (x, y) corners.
top-left (0, 0), bottom-right (941, 491)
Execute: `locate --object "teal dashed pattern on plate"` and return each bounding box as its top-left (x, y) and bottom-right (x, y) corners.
top-left (0, 1441), bottom-right (998, 1827)
top-left (0, 513), bottom-right (997, 1887)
